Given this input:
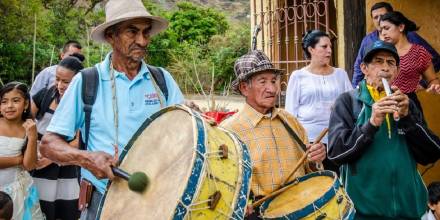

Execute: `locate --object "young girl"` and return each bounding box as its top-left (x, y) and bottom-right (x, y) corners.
top-left (31, 53), bottom-right (84, 220)
top-left (0, 82), bottom-right (44, 220)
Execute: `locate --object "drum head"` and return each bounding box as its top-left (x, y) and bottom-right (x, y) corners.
top-left (263, 171), bottom-right (336, 218)
top-left (99, 107), bottom-right (196, 219)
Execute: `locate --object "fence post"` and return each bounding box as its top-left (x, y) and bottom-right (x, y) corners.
top-left (32, 13), bottom-right (37, 84)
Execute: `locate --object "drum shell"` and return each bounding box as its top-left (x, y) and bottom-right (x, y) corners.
top-left (260, 170), bottom-right (355, 220)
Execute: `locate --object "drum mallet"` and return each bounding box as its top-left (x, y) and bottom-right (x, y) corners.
top-left (251, 128), bottom-right (328, 208)
top-left (111, 167), bottom-right (149, 193)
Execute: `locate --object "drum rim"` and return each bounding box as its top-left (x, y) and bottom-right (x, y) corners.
top-left (221, 129), bottom-right (253, 219)
top-left (260, 170), bottom-right (341, 219)
top-left (173, 106), bottom-right (207, 219)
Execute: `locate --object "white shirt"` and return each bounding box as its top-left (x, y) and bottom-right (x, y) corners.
top-left (285, 67), bottom-right (353, 144)
top-left (30, 65), bottom-right (57, 96)
top-left (421, 210), bottom-right (437, 220)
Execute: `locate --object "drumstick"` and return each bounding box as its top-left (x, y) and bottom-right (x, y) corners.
top-left (281, 128), bottom-right (328, 187)
top-left (251, 181), bottom-right (298, 208)
top-left (251, 128), bottom-right (328, 209)
top-left (111, 167), bottom-right (149, 193)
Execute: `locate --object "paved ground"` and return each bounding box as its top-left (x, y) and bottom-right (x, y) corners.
top-left (185, 94), bottom-right (245, 112)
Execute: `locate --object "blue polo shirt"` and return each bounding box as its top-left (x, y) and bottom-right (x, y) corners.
top-left (47, 52), bottom-right (184, 193)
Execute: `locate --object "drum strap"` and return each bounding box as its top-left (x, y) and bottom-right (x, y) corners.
top-left (279, 118), bottom-right (307, 152)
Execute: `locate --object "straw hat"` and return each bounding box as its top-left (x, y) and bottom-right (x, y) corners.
top-left (91, 0), bottom-right (168, 43)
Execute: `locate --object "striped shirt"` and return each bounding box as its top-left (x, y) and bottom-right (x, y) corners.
top-left (393, 44), bottom-right (432, 93)
top-left (222, 103), bottom-right (310, 197)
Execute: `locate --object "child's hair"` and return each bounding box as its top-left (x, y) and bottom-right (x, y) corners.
top-left (0, 191), bottom-right (13, 220)
top-left (0, 82), bottom-right (32, 120)
top-left (428, 181), bottom-right (440, 205)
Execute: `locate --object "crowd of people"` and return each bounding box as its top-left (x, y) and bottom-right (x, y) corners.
top-left (1, 0), bottom-right (440, 220)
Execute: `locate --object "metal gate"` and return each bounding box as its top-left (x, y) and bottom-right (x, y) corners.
top-left (251, 0), bottom-right (337, 78)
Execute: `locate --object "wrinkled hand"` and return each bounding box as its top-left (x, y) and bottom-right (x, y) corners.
top-left (184, 100), bottom-right (202, 112)
top-left (370, 95), bottom-right (398, 126)
top-left (22, 119), bottom-right (37, 139)
top-left (84, 151), bottom-right (117, 180)
top-left (306, 143), bottom-right (326, 163)
top-left (390, 86), bottom-right (409, 118)
top-left (427, 83), bottom-right (440, 94)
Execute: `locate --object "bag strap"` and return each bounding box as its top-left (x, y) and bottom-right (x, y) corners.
top-left (279, 118), bottom-right (308, 152)
top-left (35, 86), bottom-right (57, 120)
top-left (79, 65), bottom-right (165, 149)
top-left (146, 65), bottom-right (168, 101)
top-left (80, 66), bottom-right (99, 150)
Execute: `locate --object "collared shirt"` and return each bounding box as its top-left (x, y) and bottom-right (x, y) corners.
top-left (30, 65), bottom-right (58, 96)
top-left (421, 210), bottom-right (437, 220)
top-left (366, 84), bottom-right (391, 139)
top-left (221, 103), bottom-right (309, 197)
top-left (47, 52), bottom-right (184, 193)
top-left (352, 30), bottom-right (440, 87)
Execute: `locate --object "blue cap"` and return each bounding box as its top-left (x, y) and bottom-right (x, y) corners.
top-left (363, 40), bottom-right (400, 64)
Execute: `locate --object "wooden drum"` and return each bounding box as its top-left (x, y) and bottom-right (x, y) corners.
top-left (260, 171), bottom-right (355, 220)
top-left (97, 105), bottom-right (252, 219)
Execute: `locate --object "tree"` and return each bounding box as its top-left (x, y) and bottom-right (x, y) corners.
top-left (0, 0), bottom-right (106, 84)
top-left (168, 2), bottom-right (229, 44)
top-left (0, 0), bottom-right (250, 93)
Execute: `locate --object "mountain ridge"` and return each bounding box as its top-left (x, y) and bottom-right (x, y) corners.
top-left (151, 0), bottom-right (250, 22)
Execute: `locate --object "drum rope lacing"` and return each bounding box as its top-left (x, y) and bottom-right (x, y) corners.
top-left (109, 61), bottom-right (165, 158)
top-left (182, 124), bottom-right (247, 219)
top-left (110, 62), bottom-right (119, 155)
top-left (308, 186), bottom-right (344, 220)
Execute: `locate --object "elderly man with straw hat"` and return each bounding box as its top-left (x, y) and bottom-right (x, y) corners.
top-left (221, 50), bottom-right (326, 219)
top-left (40, 0), bottom-right (184, 219)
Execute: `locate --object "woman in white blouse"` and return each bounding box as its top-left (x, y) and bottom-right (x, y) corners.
top-left (285, 30), bottom-right (353, 173)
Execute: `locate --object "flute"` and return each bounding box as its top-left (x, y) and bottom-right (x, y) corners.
top-left (381, 78), bottom-right (400, 121)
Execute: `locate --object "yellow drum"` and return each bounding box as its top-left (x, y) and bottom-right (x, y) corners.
top-left (97, 105), bottom-right (252, 219)
top-left (260, 171), bottom-right (355, 220)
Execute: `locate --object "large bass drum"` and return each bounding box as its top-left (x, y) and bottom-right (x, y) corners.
top-left (97, 105), bottom-right (252, 219)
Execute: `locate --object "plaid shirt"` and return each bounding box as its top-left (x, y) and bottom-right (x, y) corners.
top-left (222, 103), bottom-right (310, 197)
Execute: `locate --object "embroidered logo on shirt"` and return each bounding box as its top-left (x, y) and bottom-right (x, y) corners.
top-left (144, 93), bottom-right (160, 105)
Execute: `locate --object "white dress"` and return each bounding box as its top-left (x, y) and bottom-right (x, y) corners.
top-left (0, 136), bottom-right (45, 220)
top-left (285, 67), bottom-right (353, 144)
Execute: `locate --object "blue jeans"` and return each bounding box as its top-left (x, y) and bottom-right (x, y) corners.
top-left (80, 191), bottom-right (102, 220)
